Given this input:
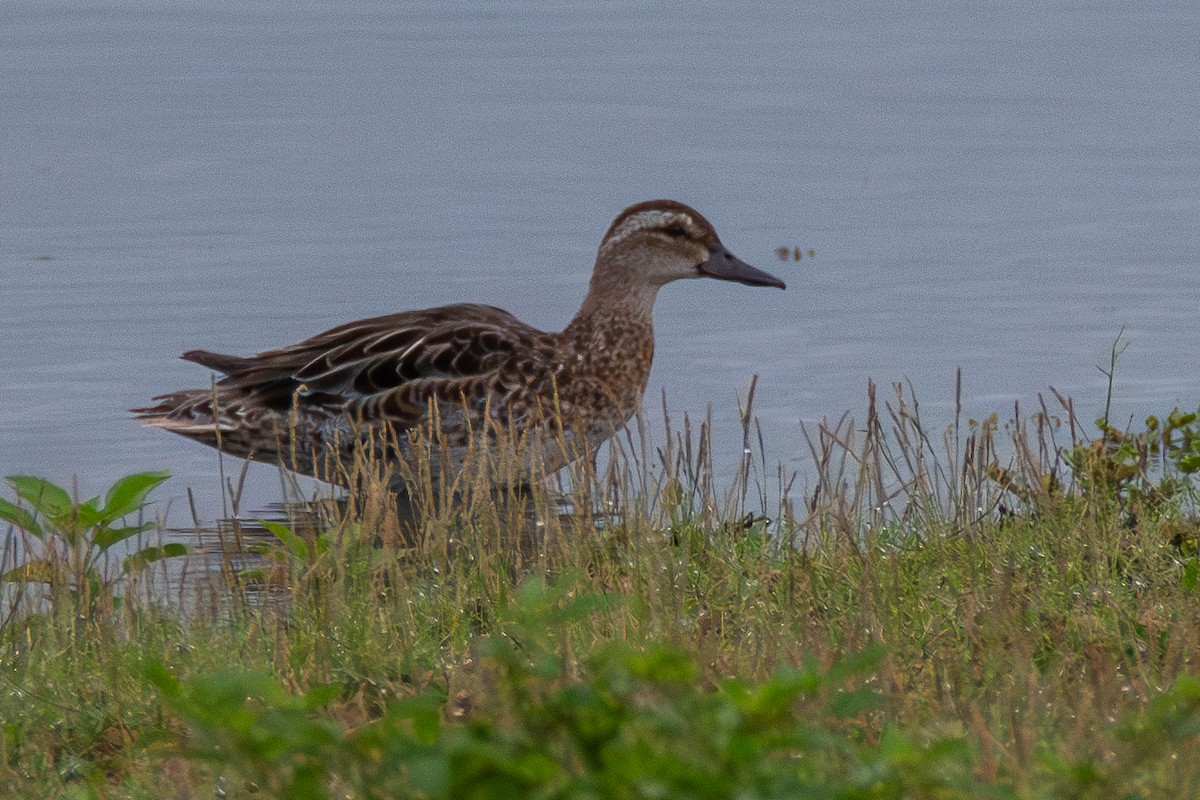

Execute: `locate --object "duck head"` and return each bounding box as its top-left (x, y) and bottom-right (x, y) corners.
top-left (596, 199), bottom-right (787, 291)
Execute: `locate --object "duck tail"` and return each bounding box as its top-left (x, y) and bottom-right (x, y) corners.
top-left (181, 349), bottom-right (255, 375)
top-left (130, 390), bottom-right (238, 434)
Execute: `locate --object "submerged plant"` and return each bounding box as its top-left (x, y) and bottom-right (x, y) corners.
top-left (0, 470), bottom-right (185, 617)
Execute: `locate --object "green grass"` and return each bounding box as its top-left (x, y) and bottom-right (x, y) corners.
top-left (3, 375), bottom-right (1200, 798)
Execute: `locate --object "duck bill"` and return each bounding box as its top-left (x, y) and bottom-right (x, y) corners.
top-left (697, 244), bottom-right (786, 289)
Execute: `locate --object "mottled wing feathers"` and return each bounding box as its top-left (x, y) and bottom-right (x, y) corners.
top-left (179, 304), bottom-right (556, 424)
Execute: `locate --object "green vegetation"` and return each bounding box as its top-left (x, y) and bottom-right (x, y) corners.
top-left (0, 470), bottom-right (184, 619)
top-left (4, 375), bottom-right (1200, 798)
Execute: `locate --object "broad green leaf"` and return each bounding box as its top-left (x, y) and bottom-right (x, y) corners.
top-left (235, 568), bottom-right (268, 583)
top-left (74, 498), bottom-right (105, 529)
top-left (84, 570), bottom-right (107, 603)
top-left (826, 643), bottom-right (886, 682)
top-left (122, 543), bottom-right (189, 575)
top-left (828, 686), bottom-right (884, 719)
top-left (5, 476), bottom-right (73, 521)
top-left (1, 559), bottom-right (64, 585)
top-left (93, 522), bottom-right (157, 551)
top-left (142, 661), bottom-right (180, 695)
top-left (0, 497), bottom-right (44, 537)
top-left (260, 519), bottom-right (310, 561)
top-left (101, 471), bottom-right (171, 521)
top-left (381, 693), bottom-right (446, 744)
top-left (302, 682), bottom-right (343, 711)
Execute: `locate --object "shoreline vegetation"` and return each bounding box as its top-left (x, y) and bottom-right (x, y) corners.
top-left (4, 369), bottom-right (1200, 798)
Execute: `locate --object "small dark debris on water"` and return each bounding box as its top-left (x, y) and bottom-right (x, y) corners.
top-left (774, 246), bottom-right (815, 262)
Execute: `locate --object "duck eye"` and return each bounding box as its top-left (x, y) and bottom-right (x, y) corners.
top-left (664, 224), bottom-right (687, 238)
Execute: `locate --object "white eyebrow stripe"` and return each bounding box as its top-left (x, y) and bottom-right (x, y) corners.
top-left (601, 210), bottom-right (697, 252)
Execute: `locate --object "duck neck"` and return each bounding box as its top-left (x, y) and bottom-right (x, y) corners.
top-left (551, 255), bottom-right (660, 436)
top-left (562, 263), bottom-right (658, 360)
top-left (567, 255), bottom-right (661, 331)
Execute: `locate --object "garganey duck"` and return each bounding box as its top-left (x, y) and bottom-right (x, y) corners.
top-left (134, 200), bottom-right (786, 488)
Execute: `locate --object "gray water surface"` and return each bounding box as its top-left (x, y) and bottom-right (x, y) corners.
top-left (3, 1), bottom-right (1198, 519)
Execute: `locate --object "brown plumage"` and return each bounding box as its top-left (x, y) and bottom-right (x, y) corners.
top-left (133, 199), bottom-right (786, 488)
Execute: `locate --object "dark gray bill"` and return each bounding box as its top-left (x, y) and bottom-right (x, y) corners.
top-left (697, 244), bottom-right (786, 289)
